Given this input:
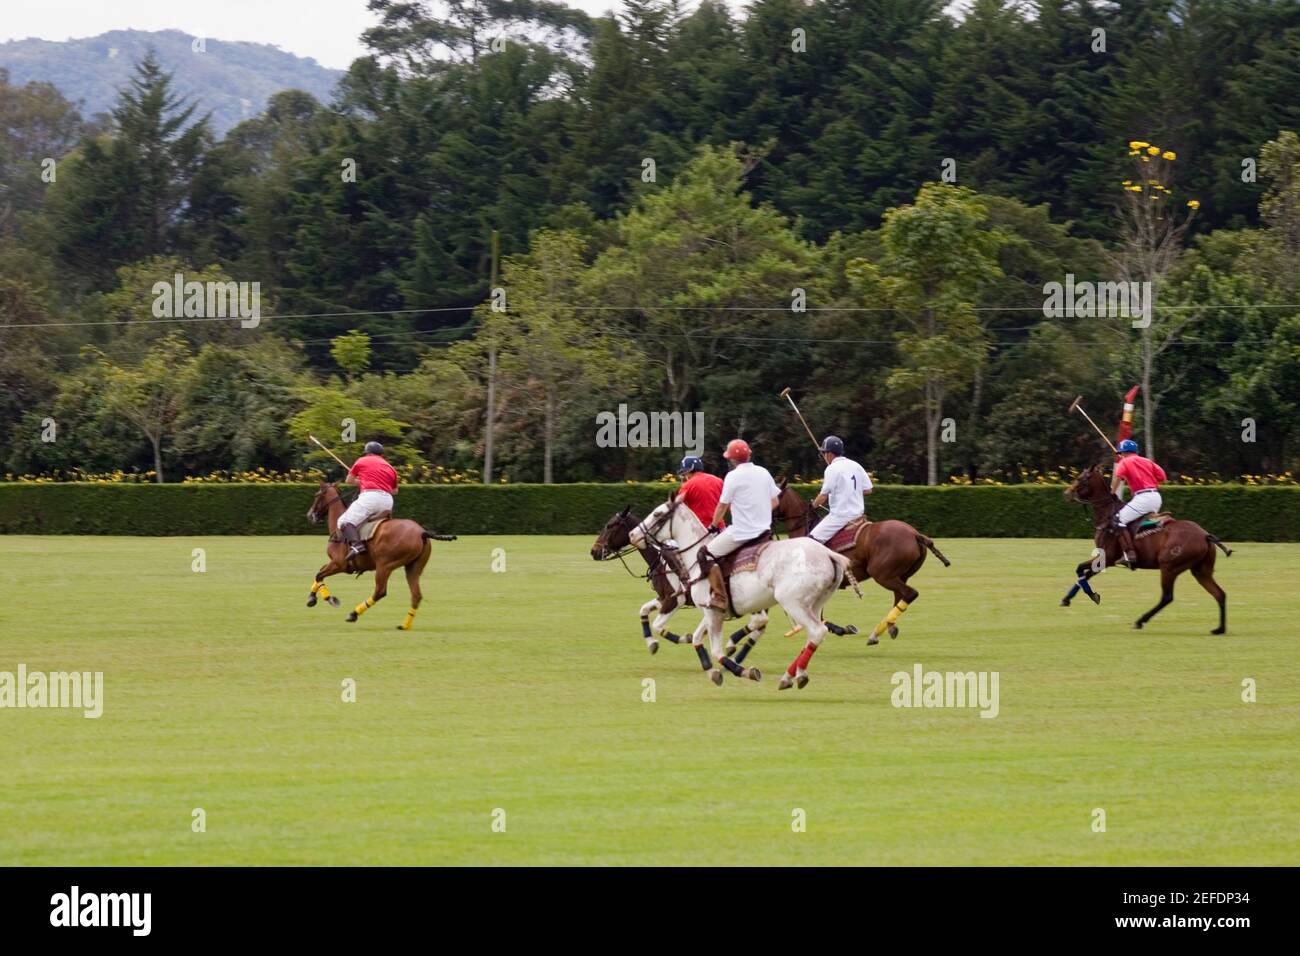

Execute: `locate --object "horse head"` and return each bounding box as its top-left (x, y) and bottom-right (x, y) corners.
top-left (773, 481), bottom-right (813, 537)
top-left (1064, 464), bottom-right (1111, 504)
top-left (591, 505), bottom-right (637, 560)
top-left (307, 480), bottom-right (341, 524)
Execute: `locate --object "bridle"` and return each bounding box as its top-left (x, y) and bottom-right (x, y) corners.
top-left (309, 484), bottom-right (344, 523)
top-left (773, 490), bottom-right (816, 537)
top-left (1068, 467), bottom-right (1121, 531)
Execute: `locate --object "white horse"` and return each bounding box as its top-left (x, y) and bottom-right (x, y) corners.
top-left (630, 499), bottom-right (851, 689)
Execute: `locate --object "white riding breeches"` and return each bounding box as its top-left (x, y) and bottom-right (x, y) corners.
top-left (339, 490), bottom-right (393, 529)
top-left (1117, 489), bottom-right (1161, 525)
top-left (707, 526), bottom-right (764, 558)
top-left (810, 513), bottom-right (854, 543)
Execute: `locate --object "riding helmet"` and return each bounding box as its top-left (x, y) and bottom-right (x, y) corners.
top-left (364, 441), bottom-right (384, 455)
top-left (819, 435), bottom-right (845, 456)
top-left (677, 455), bottom-right (704, 475)
top-left (1117, 439), bottom-right (1139, 454)
top-left (723, 439), bottom-right (752, 463)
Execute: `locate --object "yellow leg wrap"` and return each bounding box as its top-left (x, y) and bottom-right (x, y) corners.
top-left (872, 600), bottom-right (910, 637)
top-left (353, 596), bottom-right (375, 617)
top-left (398, 608), bottom-right (417, 630)
top-left (310, 580), bottom-right (322, 594)
top-left (317, 583), bottom-right (331, 599)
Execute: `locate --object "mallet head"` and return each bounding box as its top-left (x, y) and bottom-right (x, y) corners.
top-left (1068, 395), bottom-right (1082, 413)
top-left (779, 387), bottom-right (792, 400)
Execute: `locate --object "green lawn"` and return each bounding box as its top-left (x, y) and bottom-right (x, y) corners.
top-left (0, 535), bottom-right (1295, 865)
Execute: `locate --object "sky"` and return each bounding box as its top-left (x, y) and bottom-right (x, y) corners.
top-left (0, 0), bottom-right (726, 71)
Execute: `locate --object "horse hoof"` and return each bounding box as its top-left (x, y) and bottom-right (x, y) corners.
top-left (746, 667), bottom-right (762, 682)
top-left (1059, 599), bottom-right (1070, 607)
top-left (396, 624), bottom-right (410, 631)
top-left (1211, 627), bottom-right (1225, 635)
top-left (306, 596), bottom-right (317, 607)
top-left (647, 640), bottom-right (659, 655)
top-left (778, 675), bottom-right (794, 691)
top-left (844, 624), bottom-right (858, 635)
top-left (888, 624), bottom-right (899, 639)
top-left (867, 635), bottom-right (879, 646)
top-left (327, 596), bottom-right (340, 608)
top-left (1089, 592), bottom-right (1102, 605)
top-left (796, 672), bottom-right (809, 689)
top-left (724, 644), bottom-right (737, 656)
top-left (1132, 622), bottom-right (1143, 630)
top-left (347, 612), bottom-right (358, 623)
top-left (709, 668), bottom-right (723, 686)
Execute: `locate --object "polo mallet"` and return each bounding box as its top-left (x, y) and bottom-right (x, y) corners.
top-left (308, 434), bottom-right (351, 472)
top-left (779, 387), bottom-right (823, 454)
top-left (1068, 397), bottom-right (1118, 454)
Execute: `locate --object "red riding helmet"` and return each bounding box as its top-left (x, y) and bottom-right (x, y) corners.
top-left (723, 439), bottom-right (752, 463)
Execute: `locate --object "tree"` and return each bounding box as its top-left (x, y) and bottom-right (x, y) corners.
top-left (848, 184), bottom-right (1004, 484)
top-left (95, 333), bottom-right (192, 482)
top-left (331, 329), bottom-right (373, 378)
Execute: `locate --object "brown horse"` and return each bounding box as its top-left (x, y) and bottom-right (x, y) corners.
top-left (305, 481), bottom-right (455, 630)
top-left (774, 483), bottom-right (951, 644)
top-left (1064, 464), bottom-right (1230, 633)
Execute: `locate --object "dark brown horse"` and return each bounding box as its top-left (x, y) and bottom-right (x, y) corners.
top-left (773, 483), bottom-right (951, 644)
top-left (305, 481), bottom-right (455, 630)
top-left (1064, 464), bottom-right (1230, 633)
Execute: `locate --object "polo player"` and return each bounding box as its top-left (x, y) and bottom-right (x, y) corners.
top-left (674, 455), bottom-right (724, 530)
top-left (808, 435), bottom-right (872, 546)
top-left (697, 439), bottom-right (781, 609)
top-left (338, 441), bottom-right (399, 564)
top-left (1111, 438), bottom-right (1166, 569)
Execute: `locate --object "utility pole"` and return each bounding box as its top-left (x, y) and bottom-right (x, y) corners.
top-left (483, 228), bottom-right (499, 485)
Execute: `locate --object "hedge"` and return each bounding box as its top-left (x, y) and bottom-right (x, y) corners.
top-left (0, 482), bottom-right (1296, 540)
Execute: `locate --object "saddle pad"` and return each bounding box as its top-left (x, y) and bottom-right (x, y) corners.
top-left (358, 514), bottom-right (391, 541)
top-left (721, 537), bottom-right (771, 576)
top-left (826, 518), bottom-right (870, 553)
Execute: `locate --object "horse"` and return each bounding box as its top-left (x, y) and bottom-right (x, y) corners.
top-left (631, 498), bottom-right (851, 690)
top-left (773, 482), bottom-right (951, 644)
top-left (591, 505), bottom-right (770, 662)
top-left (305, 480), bottom-right (455, 630)
top-left (1064, 464), bottom-right (1230, 633)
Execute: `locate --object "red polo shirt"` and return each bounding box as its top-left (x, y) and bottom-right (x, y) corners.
top-left (348, 454), bottom-right (398, 494)
top-left (1114, 455), bottom-right (1165, 493)
top-left (677, 472), bottom-right (724, 529)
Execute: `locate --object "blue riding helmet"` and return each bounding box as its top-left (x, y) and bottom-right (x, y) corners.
top-left (677, 455), bottom-right (704, 474)
top-left (819, 435), bottom-right (845, 456)
top-left (364, 441), bottom-right (384, 455)
top-left (1118, 439), bottom-right (1139, 454)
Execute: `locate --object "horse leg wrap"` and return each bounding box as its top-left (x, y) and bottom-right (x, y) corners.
top-left (353, 596), bottom-right (375, 617)
top-left (640, 617), bottom-right (652, 639)
top-left (787, 642), bottom-right (818, 676)
top-left (399, 608), bottom-right (416, 630)
top-left (734, 637), bottom-right (758, 664)
top-left (663, 632), bottom-right (684, 644)
top-left (719, 657), bottom-right (745, 677)
top-left (694, 644), bottom-right (712, 671)
top-left (872, 600), bottom-right (910, 638)
top-left (317, 583), bottom-right (332, 600)
top-left (310, 580), bottom-right (322, 594)
top-left (728, 624), bottom-right (751, 646)
top-left (1078, 577), bottom-right (1095, 598)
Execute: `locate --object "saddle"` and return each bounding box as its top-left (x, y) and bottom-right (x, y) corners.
top-left (329, 512), bottom-right (391, 544)
top-left (1129, 512), bottom-right (1174, 538)
top-left (709, 531), bottom-right (773, 617)
top-left (825, 517), bottom-right (871, 554)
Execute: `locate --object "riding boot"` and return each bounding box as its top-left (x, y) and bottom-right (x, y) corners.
top-left (697, 547), bottom-right (728, 610)
top-left (1114, 522), bottom-right (1138, 569)
top-left (340, 523), bottom-right (365, 567)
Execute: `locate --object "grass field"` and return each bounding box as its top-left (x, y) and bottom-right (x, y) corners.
top-left (1, 535), bottom-right (1296, 866)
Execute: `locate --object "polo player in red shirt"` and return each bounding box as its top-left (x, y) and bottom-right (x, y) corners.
top-left (1111, 438), bottom-right (1166, 569)
top-left (339, 441), bottom-right (399, 564)
top-left (675, 455), bottom-right (724, 531)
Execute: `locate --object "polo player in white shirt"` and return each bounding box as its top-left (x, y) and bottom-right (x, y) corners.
top-left (697, 438), bottom-right (781, 609)
top-left (808, 435), bottom-right (872, 545)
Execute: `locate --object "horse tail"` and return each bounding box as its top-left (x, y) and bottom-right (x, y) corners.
top-left (918, 533), bottom-right (952, 567)
top-left (422, 529), bottom-right (458, 542)
top-left (1206, 533), bottom-right (1232, 557)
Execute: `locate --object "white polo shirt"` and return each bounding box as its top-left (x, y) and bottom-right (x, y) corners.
top-left (720, 461), bottom-right (780, 538)
top-left (820, 456), bottom-right (871, 519)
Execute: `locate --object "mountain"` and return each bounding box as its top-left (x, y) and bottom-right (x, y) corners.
top-left (0, 29), bottom-right (344, 137)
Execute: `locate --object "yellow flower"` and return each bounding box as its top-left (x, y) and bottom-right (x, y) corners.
top-left (1141, 156), bottom-right (1150, 162)
top-left (1129, 140), bottom-right (1149, 149)
top-left (1121, 180), bottom-right (1133, 186)
top-left (1187, 199), bottom-right (1200, 210)
top-left (1127, 185), bottom-right (1142, 192)
top-left (1162, 150), bottom-right (1176, 161)
top-left (1147, 146), bottom-right (1160, 155)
